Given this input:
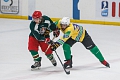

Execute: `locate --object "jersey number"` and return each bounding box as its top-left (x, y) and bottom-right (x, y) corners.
top-left (73, 24), bottom-right (80, 31)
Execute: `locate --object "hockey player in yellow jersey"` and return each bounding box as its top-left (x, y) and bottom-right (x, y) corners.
top-left (49, 17), bottom-right (110, 69)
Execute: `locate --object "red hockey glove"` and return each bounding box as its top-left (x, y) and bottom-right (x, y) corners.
top-left (47, 40), bottom-right (54, 45)
top-left (44, 29), bottom-right (50, 36)
top-left (45, 38), bottom-right (51, 43)
top-left (53, 28), bottom-right (60, 37)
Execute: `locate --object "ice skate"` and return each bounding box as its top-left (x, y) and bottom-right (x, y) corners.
top-left (50, 57), bottom-right (57, 66)
top-left (64, 55), bottom-right (72, 69)
top-left (46, 54), bottom-right (57, 66)
top-left (31, 61), bottom-right (41, 70)
top-left (101, 60), bottom-right (110, 68)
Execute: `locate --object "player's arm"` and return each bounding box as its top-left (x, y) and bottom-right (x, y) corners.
top-left (42, 15), bottom-right (55, 31)
top-left (29, 21), bottom-right (44, 40)
top-left (42, 15), bottom-right (53, 23)
top-left (48, 30), bottom-right (73, 51)
top-left (43, 16), bottom-right (60, 33)
top-left (45, 19), bottom-right (60, 38)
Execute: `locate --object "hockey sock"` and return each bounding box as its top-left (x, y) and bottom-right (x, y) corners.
top-left (30, 50), bottom-right (41, 61)
top-left (63, 43), bottom-right (71, 60)
top-left (90, 46), bottom-right (104, 61)
top-left (46, 54), bottom-right (54, 60)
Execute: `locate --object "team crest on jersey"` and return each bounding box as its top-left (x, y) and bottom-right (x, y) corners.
top-left (63, 34), bottom-right (69, 38)
top-left (39, 27), bottom-right (46, 34)
top-left (63, 31), bottom-right (71, 38)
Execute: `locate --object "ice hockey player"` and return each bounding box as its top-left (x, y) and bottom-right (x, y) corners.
top-left (28, 11), bottom-right (60, 69)
top-left (48, 17), bottom-right (110, 69)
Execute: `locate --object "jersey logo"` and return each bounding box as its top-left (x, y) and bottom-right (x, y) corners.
top-left (73, 24), bottom-right (80, 31)
top-left (63, 31), bottom-right (71, 39)
top-left (63, 34), bottom-right (69, 38)
top-left (39, 27), bottom-right (47, 34)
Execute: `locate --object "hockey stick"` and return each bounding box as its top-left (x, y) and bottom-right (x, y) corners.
top-left (45, 37), bottom-right (56, 53)
top-left (54, 50), bottom-right (70, 75)
top-left (45, 37), bottom-right (70, 74)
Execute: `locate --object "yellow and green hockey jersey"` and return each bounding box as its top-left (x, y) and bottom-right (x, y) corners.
top-left (55, 20), bottom-right (86, 45)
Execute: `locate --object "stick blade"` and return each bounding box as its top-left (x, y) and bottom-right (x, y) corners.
top-left (66, 71), bottom-right (70, 75)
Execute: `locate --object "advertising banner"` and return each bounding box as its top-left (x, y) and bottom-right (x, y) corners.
top-left (0, 0), bottom-right (19, 14)
top-left (96, 0), bottom-right (120, 18)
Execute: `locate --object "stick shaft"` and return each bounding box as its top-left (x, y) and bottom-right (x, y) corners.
top-left (54, 50), bottom-right (70, 74)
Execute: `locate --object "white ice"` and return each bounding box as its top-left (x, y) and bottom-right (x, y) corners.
top-left (0, 18), bottom-right (120, 80)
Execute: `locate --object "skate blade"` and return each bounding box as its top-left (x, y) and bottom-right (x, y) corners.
top-left (31, 67), bottom-right (41, 71)
top-left (65, 66), bottom-right (72, 69)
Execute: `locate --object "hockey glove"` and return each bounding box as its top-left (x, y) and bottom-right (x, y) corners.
top-left (50, 42), bottom-right (60, 51)
top-left (53, 28), bottom-right (60, 37)
top-left (44, 29), bottom-right (50, 36)
top-left (47, 40), bottom-right (54, 45)
top-left (44, 38), bottom-right (51, 43)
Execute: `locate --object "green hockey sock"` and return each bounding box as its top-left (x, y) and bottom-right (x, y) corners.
top-left (90, 46), bottom-right (104, 61)
top-left (30, 50), bottom-right (41, 61)
top-left (63, 43), bottom-right (71, 60)
top-left (46, 54), bottom-right (54, 60)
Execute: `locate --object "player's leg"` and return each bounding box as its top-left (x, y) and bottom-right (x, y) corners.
top-left (28, 36), bottom-right (42, 69)
top-left (39, 38), bottom-right (57, 66)
top-left (81, 31), bottom-right (110, 68)
top-left (63, 38), bottom-right (76, 68)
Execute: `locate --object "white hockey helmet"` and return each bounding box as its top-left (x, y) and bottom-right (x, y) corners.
top-left (60, 17), bottom-right (70, 26)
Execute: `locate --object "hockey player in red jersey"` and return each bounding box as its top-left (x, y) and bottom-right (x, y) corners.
top-left (49, 17), bottom-right (110, 69)
top-left (28, 11), bottom-right (60, 69)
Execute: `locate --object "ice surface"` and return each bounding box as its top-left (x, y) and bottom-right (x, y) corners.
top-left (0, 18), bottom-right (120, 80)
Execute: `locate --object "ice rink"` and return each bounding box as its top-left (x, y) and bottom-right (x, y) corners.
top-left (0, 18), bottom-right (120, 80)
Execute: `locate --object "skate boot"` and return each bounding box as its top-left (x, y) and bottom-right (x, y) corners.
top-left (50, 57), bottom-right (57, 66)
top-left (31, 57), bottom-right (42, 70)
top-left (100, 60), bottom-right (110, 68)
top-left (46, 54), bottom-right (57, 66)
top-left (64, 55), bottom-right (72, 69)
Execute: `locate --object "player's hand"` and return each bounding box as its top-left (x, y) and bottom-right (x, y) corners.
top-left (45, 38), bottom-right (51, 43)
top-left (44, 29), bottom-right (50, 36)
top-left (53, 28), bottom-right (60, 37)
top-left (50, 42), bottom-right (60, 51)
top-left (47, 40), bottom-right (54, 45)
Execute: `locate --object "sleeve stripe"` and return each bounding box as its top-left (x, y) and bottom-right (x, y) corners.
top-left (56, 39), bottom-right (64, 45)
top-left (75, 27), bottom-right (83, 41)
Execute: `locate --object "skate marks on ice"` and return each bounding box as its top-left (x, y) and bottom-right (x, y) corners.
top-left (5, 66), bottom-right (64, 80)
top-left (31, 66), bottom-right (71, 75)
top-left (31, 66), bottom-right (63, 73)
top-left (69, 58), bottom-right (120, 71)
top-left (17, 58), bottom-right (120, 80)
top-left (4, 58), bottom-right (120, 80)
top-left (21, 58), bottom-right (120, 75)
